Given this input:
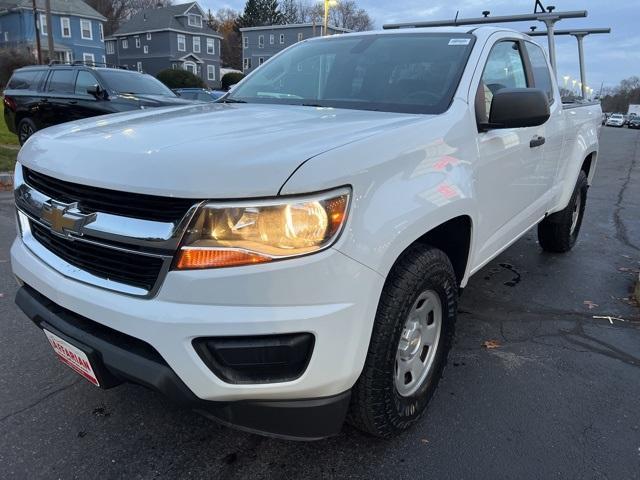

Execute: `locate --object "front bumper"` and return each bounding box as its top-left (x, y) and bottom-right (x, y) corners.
top-left (11, 237), bottom-right (384, 436)
top-left (16, 285), bottom-right (351, 439)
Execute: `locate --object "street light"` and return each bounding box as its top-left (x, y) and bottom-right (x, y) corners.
top-left (324, 0), bottom-right (338, 36)
top-left (563, 75), bottom-right (570, 88)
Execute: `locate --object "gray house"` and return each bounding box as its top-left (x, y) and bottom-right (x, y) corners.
top-left (240, 23), bottom-right (349, 73)
top-left (105, 2), bottom-right (222, 87)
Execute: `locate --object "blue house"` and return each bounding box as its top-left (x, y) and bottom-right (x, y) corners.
top-left (0, 0), bottom-right (106, 64)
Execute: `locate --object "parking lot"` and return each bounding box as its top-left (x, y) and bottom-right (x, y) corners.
top-left (0, 126), bottom-right (638, 479)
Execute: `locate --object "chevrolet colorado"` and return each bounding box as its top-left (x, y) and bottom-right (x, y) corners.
top-left (11, 27), bottom-right (601, 439)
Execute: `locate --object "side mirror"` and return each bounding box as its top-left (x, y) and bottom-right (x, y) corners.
top-left (86, 84), bottom-right (104, 99)
top-left (482, 88), bottom-right (550, 130)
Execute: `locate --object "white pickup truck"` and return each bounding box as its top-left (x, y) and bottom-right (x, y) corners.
top-left (11, 26), bottom-right (600, 440)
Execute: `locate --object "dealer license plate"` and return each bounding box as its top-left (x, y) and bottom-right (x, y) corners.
top-left (44, 330), bottom-right (100, 387)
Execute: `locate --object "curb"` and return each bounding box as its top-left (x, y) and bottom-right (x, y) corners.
top-left (0, 172), bottom-right (14, 190)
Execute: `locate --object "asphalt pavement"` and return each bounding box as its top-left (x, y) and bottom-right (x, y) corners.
top-left (0, 127), bottom-right (639, 479)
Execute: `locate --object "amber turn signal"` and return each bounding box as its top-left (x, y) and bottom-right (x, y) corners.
top-left (176, 249), bottom-right (271, 270)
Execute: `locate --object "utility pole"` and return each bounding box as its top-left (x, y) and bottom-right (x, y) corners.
top-left (45, 0), bottom-right (54, 62)
top-left (323, 0), bottom-right (329, 36)
top-left (31, 0), bottom-right (42, 64)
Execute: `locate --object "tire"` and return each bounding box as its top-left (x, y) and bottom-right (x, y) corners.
top-left (538, 170), bottom-right (588, 253)
top-left (17, 117), bottom-right (37, 146)
top-left (349, 244), bottom-right (457, 438)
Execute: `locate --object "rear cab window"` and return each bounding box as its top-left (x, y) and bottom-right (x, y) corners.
top-left (7, 69), bottom-right (47, 91)
top-left (524, 42), bottom-right (554, 103)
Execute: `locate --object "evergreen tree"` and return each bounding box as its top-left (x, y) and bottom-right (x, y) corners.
top-left (237, 0), bottom-right (283, 27)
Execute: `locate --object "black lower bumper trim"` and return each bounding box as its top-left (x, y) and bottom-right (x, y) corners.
top-left (15, 285), bottom-right (350, 440)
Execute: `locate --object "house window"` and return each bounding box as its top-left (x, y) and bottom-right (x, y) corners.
top-left (243, 57), bottom-right (251, 70)
top-left (207, 65), bottom-right (215, 80)
top-left (99, 23), bottom-right (104, 41)
top-left (177, 34), bottom-right (186, 51)
top-left (122, 38), bottom-right (128, 49)
top-left (206, 38), bottom-right (214, 54)
top-left (3, 32), bottom-right (8, 42)
top-left (143, 45), bottom-right (149, 54)
top-left (80, 19), bottom-right (93, 40)
top-left (243, 36), bottom-right (248, 48)
top-left (193, 36), bottom-right (200, 53)
top-left (135, 36), bottom-right (140, 48)
top-left (269, 34), bottom-right (274, 44)
top-left (297, 33), bottom-right (303, 41)
top-left (258, 35), bottom-right (264, 48)
top-left (137, 61), bottom-right (142, 72)
top-left (146, 32), bottom-right (151, 40)
top-left (83, 52), bottom-right (95, 65)
top-left (39, 14), bottom-right (47, 36)
top-left (106, 41), bottom-right (114, 54)
top-left (259, 57), bottom-right (264, 66)
top-left (60, 17), bottom-right (71, 38)
top-left (183, 61), bottom-right (197, 74)
top-left (188, 14), bottom-right (202, 27)
top-left (279, 34), bottom-right (285, 44)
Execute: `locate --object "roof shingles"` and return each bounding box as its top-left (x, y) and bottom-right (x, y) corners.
top-left (0, 0), bottom-right (106, 21)
top-left (112, 2), bottom-right (220, 38)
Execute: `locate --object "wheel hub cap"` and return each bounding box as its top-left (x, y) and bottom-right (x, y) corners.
top-left (570, 193), bottom-right (582, 235)
top-left (394, 290), bottom-right (442, 397)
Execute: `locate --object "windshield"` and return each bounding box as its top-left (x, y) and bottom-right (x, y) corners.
top-left (100, 70), bottom-right (176, 96)
top-left (227, 33), bottom-right (475, 114)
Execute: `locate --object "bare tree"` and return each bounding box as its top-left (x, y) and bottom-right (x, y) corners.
top-left (86, 0), bottom-right (173, 36)
top-left (280, 0), bottom-right (372, 31)
top-left (207, 8), bottom-right (243, 70)
top-left (328, 0), bottom-right (372, 31)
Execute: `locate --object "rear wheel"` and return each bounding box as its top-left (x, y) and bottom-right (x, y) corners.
top-left (538, 170), bottom-right (588, 253)
top-left (17, 117), bottom-right (37, 145)
top-left (349, 244), bottom-right (457, 437)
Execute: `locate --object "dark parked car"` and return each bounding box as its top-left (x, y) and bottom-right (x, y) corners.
top-left (629, 116), bottom-right (640, 129)
top-left (3, 64), bottom-right (193, 145)
top-left (173, 88), bottom-right (225, 102)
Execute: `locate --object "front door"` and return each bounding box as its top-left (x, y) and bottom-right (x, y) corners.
top-left (473, 39), bottom-right (549, 264)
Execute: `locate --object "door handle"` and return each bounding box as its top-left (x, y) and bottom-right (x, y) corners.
top-left (68, 100), bottom-right (77, 105)
top-left (530, 135), bottom-right (546, 148)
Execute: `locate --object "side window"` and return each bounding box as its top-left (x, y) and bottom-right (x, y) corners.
top-left (75, 71), bottom-right (99, 95)
top-left (47, 69), bottom-right (76, 94)
top-left (7, 70), bottom-right (45, 90)
top-left (476, 41), bottom-right (528, 124)
top-left (525, 42), bottom-right (554, 102)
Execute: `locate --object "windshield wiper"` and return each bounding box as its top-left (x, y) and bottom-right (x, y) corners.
top-left (221, 98), bottom-right (247, 104)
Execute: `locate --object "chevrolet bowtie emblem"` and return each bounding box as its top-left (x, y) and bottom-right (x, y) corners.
top-left (40, 200), bottom-right (96, 237)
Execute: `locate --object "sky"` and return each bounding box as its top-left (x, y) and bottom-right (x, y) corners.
top-left (188, 0), bottom-right (639, 91)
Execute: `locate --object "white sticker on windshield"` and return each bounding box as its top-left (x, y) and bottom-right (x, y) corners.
top-left (448, 38), bottom-right (471, 46)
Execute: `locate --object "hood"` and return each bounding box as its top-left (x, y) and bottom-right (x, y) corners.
top-left (19, 103), bottom-right (424, 198)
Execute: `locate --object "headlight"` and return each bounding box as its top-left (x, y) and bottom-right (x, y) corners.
top-left (175, 187), bottom-right (351, 269)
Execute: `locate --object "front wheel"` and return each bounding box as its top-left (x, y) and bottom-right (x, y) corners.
top-left (17, 117), bottom-right (37, 145)
top-left (348, 244), bottom-right (457, 438)
top-left (538, 170), bottom-right (588, 253)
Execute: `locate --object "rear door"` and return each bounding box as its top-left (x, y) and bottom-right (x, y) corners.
top-left (472, 38), bottom-right (550, 263)
top-left (41, 68), bottom-right (77, 127)
top-left (523, 41), bottom-right (564, 202)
